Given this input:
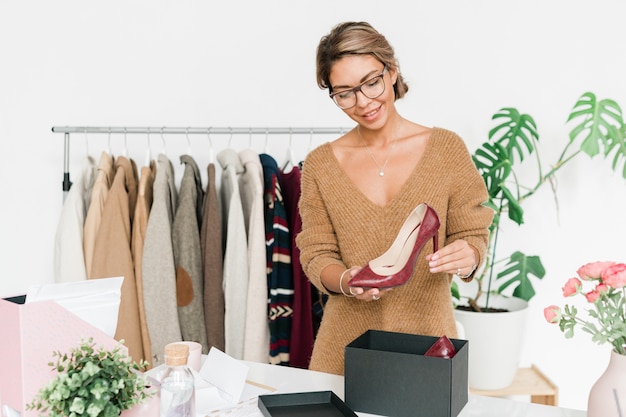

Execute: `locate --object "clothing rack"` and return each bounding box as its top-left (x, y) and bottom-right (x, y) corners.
top-left (51, 125), bottom-right (349, 195)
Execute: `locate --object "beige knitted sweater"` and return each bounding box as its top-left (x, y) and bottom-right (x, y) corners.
top-left (296, 127), bottom-right (493, 375)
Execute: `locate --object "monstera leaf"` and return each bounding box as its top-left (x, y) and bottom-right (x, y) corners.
top-left (496, 251), bottom-right (546, 301)
top-left (567, 92), bottom-right (623, 159)
top-left (473, 142), bottom-right (511, 198)
top-left (612, 123), bottom-right (626, 178)
top-left (498, 186), bottom-right (524, 225)
top-left (489, 108), bottom-right (539, 164)
top-left (472, 142), bottom-right (524, 225)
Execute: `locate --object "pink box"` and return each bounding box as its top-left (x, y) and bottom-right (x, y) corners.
top-left (0, 297), bottom-right (121, 417)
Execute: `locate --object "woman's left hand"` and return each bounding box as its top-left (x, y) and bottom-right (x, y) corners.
top-left (426, 239), bottom-right (477, 277)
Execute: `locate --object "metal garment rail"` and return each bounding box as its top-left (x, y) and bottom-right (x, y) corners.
top-left (51, 125), bottom-right (349, 194)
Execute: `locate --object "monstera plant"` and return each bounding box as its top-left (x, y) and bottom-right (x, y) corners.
top-left (455, 92), bottom-right (626, 312)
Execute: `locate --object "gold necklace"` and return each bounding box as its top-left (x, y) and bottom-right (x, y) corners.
top-left (357, 125), bottom-right (397, 177)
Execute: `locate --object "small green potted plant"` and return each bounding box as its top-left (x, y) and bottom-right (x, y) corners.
top-left (453, 92), bottom-right (626, 390)
top-left (27, 338), bottom-right (153, 417)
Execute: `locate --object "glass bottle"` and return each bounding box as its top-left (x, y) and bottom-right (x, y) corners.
top-left (160, 343), bottom-right (196, 417)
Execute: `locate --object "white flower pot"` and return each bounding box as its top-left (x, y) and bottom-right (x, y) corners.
top-left (453, 294), bottom-right (528, 390)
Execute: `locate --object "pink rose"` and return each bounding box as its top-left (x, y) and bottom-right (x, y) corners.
top-left (544, 305), bottom-right (561, 323)
top-left (586, 283), bottom-right (609, 302)
top-left (577, 261), bottom-right (616, 280)
top-left (601, 263), bottom-right (626, 288)
top-left (562, 277), bottom-right (582, 297)
top-left (585, 290), bottom-right (600, 303)
top-left (596, 283), bottom-right (609, 293)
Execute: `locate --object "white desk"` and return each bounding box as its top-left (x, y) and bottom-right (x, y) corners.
top-left (244, 361), bottom-right (586, 417)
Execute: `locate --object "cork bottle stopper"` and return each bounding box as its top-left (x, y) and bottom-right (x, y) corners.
top-left (164, 343), bottom-right (189, 367)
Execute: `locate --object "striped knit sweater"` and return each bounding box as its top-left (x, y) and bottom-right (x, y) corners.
top-left (296, 127), bottom-right (493, 375)
top-left (260, 154), bottom-right (293, 365)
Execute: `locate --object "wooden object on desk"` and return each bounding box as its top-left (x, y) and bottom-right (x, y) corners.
top-left (470, 365), bottom-right (559, 406)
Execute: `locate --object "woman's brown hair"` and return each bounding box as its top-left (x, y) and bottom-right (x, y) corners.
top-left (315, 21), bottom-right (409, 100)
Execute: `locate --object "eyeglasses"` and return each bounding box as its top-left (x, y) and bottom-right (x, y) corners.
top-left (329, 68), bottom-right (387, 109)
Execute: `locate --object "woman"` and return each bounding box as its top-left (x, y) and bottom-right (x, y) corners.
top-left (295, 21), bottom-right (494, 375)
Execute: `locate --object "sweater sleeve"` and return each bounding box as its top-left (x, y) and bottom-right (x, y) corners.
top-left (295, 145), bottom-right (346, 293)
top-left (443, 131), bottom-right (494, 281)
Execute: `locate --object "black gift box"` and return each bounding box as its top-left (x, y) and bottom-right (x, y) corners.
top-left (258, 391), bottom-right (357, 417)
top-left (344, 330), bottom-right (468, 417)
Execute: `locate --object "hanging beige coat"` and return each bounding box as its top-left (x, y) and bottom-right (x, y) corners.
top-left (172, 155), bottom-right (208, 351)
top-left (142, 154), bottom-right (181, 367)
top-left (84, 151), bottom-right (114, 275)
top-left (131, 161), bottom-right (156, 365)
top-left (90, 156), bottom-right (144, 363)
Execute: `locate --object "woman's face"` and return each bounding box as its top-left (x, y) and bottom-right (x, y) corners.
top-left (328, 54), bottom-right (397, 130)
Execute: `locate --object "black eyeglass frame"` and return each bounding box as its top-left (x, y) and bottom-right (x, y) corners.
top-left (329, 67), bottom-right (388, 109)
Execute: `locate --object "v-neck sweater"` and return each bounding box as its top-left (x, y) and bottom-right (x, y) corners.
top-left (296, 127), bottom-right (493, 375)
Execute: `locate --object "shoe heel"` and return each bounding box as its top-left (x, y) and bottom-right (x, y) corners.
top-left (433, 233), bottom-right (439, 252)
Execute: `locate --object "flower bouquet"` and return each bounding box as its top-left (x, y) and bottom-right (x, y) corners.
top-left (544, 261), bottom-right (626, 354)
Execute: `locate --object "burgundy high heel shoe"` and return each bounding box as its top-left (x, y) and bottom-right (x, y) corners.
top-left (347, 203), bottom-right (440, 289)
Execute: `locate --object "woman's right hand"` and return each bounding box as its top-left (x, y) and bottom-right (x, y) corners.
top-left (345, 266), bottom-right (393, 302)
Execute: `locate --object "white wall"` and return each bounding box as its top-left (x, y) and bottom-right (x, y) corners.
top-left (1, 0), bottom-right (625, 411)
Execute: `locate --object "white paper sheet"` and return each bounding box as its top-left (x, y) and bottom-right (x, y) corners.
top-left (25, 276), bottom-right (123, 337)
top-left (199, 347), bottom-right (250, 404)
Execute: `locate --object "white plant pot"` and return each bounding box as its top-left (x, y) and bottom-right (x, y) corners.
top-left (453, 294), bottom-right (528, 390)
